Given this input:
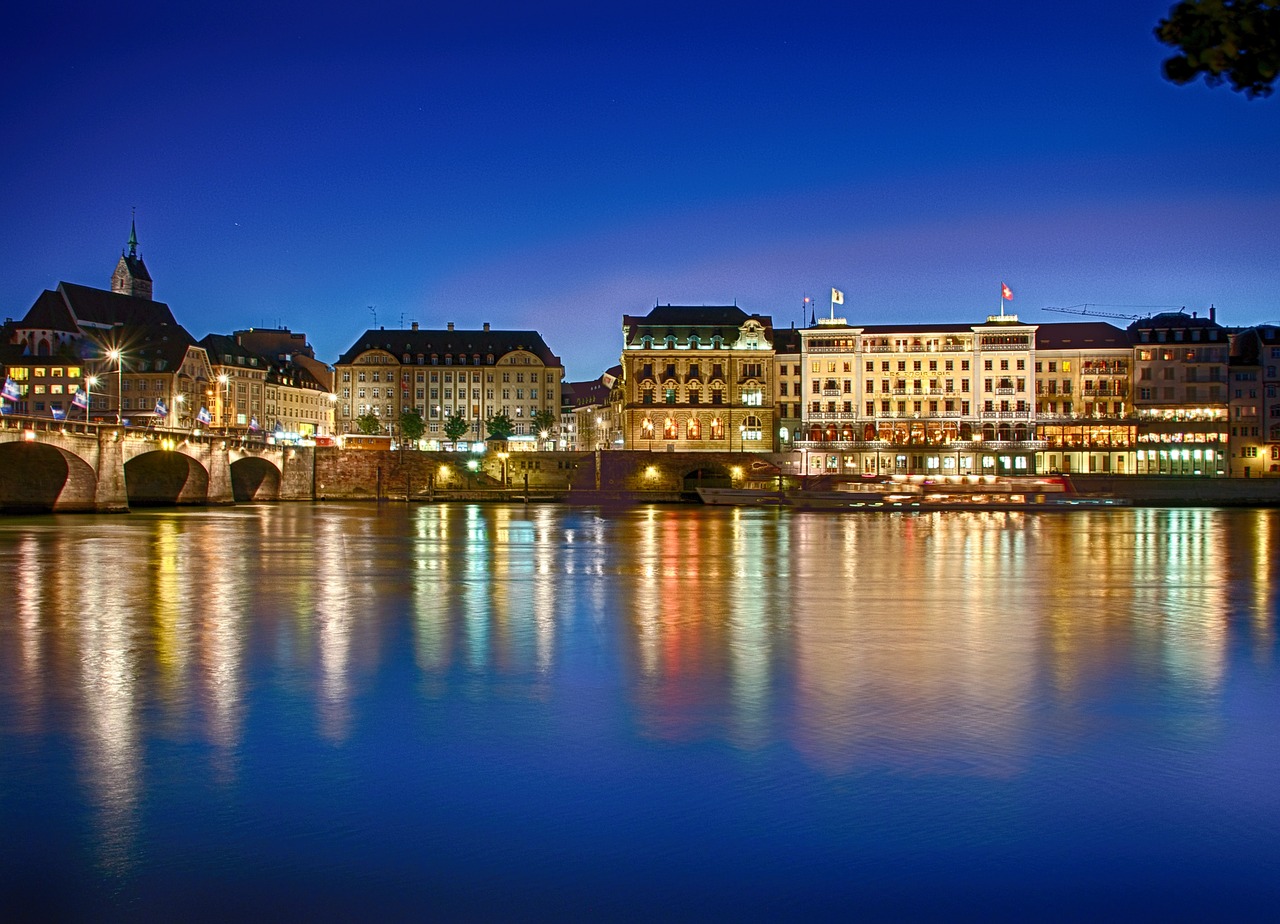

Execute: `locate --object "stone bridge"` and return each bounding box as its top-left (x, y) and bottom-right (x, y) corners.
top-left (0, 417), bottom-right (314, 513)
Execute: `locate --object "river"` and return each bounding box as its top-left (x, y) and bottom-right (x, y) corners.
top-left (1, 503), bottom-right (1278, 921)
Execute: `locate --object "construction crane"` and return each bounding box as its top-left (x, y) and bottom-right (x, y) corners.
top-left (1042, 304), bottom-right (1183, 321)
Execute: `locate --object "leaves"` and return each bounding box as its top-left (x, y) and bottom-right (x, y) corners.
top-left (1155, 0), bottom-right (1280, 98)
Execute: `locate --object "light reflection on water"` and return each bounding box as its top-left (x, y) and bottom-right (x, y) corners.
top-left (1, 503), bottom-right (1278, 919)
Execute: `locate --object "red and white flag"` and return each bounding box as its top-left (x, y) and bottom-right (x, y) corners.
top-left (1001, 283), bottom-right (1013, 301)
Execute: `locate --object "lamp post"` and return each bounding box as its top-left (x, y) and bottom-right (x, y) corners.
top-left (596, 415), bottom-right (603, 450)
top-left (174, 392), bottom-right (184, 429)
top-left (106, 348), bottom-right (122, 424)
top-left (497, 450), bottom-right (509, 488)
top-left (539, 429), bottom-right (549, 451)
top-left (85, 375), bottom-right (98, 426)
top-left (217, 373), bottom-right (230, 432)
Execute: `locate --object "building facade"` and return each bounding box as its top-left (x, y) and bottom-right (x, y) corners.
top-left (619, 306), bottom-right (776, 452)
top-left (334, 322), bottom-right (563, 448)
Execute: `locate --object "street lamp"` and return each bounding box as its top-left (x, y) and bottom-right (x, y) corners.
top-left (84, 374), bottom-right (98, 425)
top-left (539, 429), bottom-right (549, 451)
top-left (217, 373), bottom-right (230, 431)
top-left (497, 450), bottom-right (509, 487)
top-left (105, 348), bottom-right (123, 424)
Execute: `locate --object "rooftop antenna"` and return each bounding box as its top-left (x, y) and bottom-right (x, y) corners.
top-left (369, 305), bottom-right (377, 328)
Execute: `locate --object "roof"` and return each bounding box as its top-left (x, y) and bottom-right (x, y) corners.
top-left (336, 327), bottom-right (562, 367)
top-left (773, 327), bottom-right (802, 353)
top-left (57, 282), bottom-right (177, 329)
top-left (622, 305), bottom-right (774, 347)
top-left (563, 378), bottom-right (612, 408)
top-left (1033, 322), bottom-right (1129, 350)
top-left (15, 290), bottom-right (78, 333)
top-left (100, 322), bottom-right (200, 374)
top-left (116, 253), bottom-right (152, 283)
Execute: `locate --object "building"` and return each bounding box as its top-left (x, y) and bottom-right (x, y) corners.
top-left (4, 222), bottom-right (212, 424)
top-left (563, 366), bottom-right (620, 450)
top-left (333, 322), bottom-right (564, 448)
top-left (1129, 311), bottom-right (1229, 476)
top-left (772, 326), bottom-right (802, 453)
top-left (1228, 324), bottom-right (1280, 476)
top-left (619, 306), bottom-right (776, 452)
top-left (1034, 321), bottom-right (1134, 475)
top-left (795, 310), bottom-right (1039, 476)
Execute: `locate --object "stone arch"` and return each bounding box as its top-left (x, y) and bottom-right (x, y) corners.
top-left (681, 465), bottom-right (733, 492)
top-left (124, 449), bottom-right (210, 506)
top-left (0, 441), bottom-right (98, 512)
top-left (230, 456), bottom-right (281, 501)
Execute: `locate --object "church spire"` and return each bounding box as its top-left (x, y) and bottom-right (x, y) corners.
top-left (126, 210), bottom-right (139, 258)
top-left (112, 210), bottom-right (153, 299)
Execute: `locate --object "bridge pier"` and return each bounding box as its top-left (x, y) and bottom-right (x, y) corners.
top-left (206, 441), bottom-right (235, 505)
top-left (93, 428), bottom-right (129, 512)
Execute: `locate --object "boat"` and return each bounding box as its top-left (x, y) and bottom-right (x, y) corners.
top-left (697, 474), bottom-right (1131, 511)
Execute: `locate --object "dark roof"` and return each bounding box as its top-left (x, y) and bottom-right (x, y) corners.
top-left (336, 327), bottom-right (562, 367)
top-left (1033, 322), bottom-right (1128, 350)
top-left (563, 378), bottom-right (612, 408)
top-left (625, 305), bottom-right (756, 328)
top-left (1127, 311), bottom-right (1224, 332)
top-left (773, 327), bottom-right (802, 353)
top-left (15, 290), bottom-right (78, 333)
top-left (117, 253), bottom-right (152, 282)
top-left (57, 282), bottom-right (177, 328)
top-left (622, 306), bottom-right (774, 348)
top-left (96, 322), bottom-right (200, 374)
top-left (200, 333), bottom-right (265, 368)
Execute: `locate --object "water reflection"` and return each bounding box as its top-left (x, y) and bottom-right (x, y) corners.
top-left (0, 503), bottom-right (1277, 899)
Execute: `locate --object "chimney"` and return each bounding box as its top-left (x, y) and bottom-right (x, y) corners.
top-left (447, 322), bottom-right (454, 331)
top-left (483, 322), bottom-right (490, 332)
top-left (411, 321), bottom-right (419, 331)
top-left (1210, 304), bottom-right (1217, 324)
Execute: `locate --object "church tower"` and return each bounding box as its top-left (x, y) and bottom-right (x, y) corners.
top-left (111, 216), bottom-right (153, 299)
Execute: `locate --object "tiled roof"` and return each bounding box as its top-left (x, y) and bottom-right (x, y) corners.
top-left (58, 282), bottom-right (178, 328)
top-left (336, 327), bottom-right (562, 367)
top-left (1033, 322), bottom-right (1129, 350)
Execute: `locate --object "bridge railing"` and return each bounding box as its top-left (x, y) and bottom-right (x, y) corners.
top-left (0, 413), bottom-right (276, 449)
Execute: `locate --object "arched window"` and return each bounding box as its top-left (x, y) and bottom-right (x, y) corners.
top-left (640, 417), bottom-right (655, 439)
top-left (664, 417), bottom-right (678, 439)
top-left (687, 418), bottom-right (701, 440)
top-left (743, 415), bottom-right (762, 440)
top-left (710, 417), bottom-right (724, 440)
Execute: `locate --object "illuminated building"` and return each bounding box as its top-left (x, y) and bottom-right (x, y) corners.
top-left (1034, 322), bottom-right (1134, 475)
top-left (563, 366), bottom-right (620, 450)
top-left (1129, 311), bottom-right (1229, 476)
top-left (1228, 324), bottom-right (1280, 476)
top-left (772, 326), bottom-right (801, 453)
top-left (333, 322), bottom-right (564, 448)
top-left (795, 311), bottom-right (1039, 476)
top-left (619, 306), bottom-right (776, 452)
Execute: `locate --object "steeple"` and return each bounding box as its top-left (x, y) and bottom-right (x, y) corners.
top-left (126, 215), bottom-right (139, 258)
top-left (111, 211), bottom-right (153, 299)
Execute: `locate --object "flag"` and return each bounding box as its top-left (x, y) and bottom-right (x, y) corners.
top-left (52, 407), bottom-right (66, 420)
top-left (831, 287), bottom-right (844, 305)
top-left (2, 377), bottom-right (20, 401)
top-left (154, 399), bottom-right (168, 418)
top-left (1001, 283), bottom-right (1013, 301)
top-left (274, 422), bottom-right (284, 434)
top-left (197, 406), bottom-right (211, 424)
top-left (249, 417), bottom-right (260, 431)
top-left (72, 389), bottom-right (88, 409)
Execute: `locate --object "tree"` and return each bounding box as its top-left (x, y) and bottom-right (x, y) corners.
top-left (485, 412), bottom-right (515, 441)
top-left (399, 408), bottom-right (425, 445)
top-left (356, 412), bottom-right (382, 435)
top-left (443, 412), bottom-right (470, 448)
top-left (531, 409), bottom-right (558, 446)
top-left (1155, 1), bottom-right (1280, 98)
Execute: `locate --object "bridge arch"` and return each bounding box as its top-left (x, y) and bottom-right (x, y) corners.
top-left (124, 449), bottom-right (211, 506)
top-left (230, 456), bottom-right (281, 502)
top-left (0, 441), bottom-right (98, 512)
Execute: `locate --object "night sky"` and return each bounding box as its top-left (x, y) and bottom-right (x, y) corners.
top-left (2, 1), bottom-right (1276, 379)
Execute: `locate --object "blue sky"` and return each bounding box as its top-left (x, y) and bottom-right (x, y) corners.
top-left (2, 1), bottom-right (1277, 379)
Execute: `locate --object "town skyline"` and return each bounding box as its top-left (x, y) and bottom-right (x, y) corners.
top-left (3, 2), bottom-right (1277, 381)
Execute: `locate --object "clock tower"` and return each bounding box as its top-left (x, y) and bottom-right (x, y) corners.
top-left (111, 216), bottom-right (153, 300)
